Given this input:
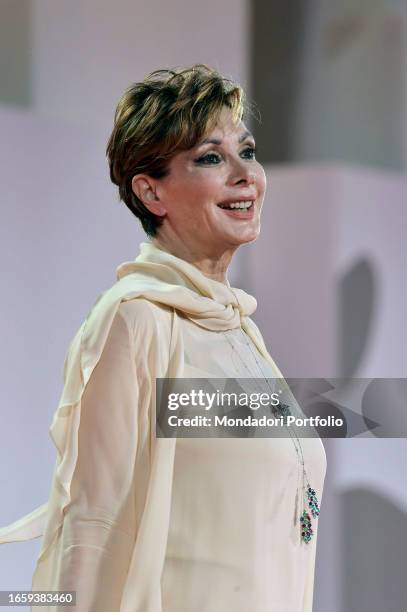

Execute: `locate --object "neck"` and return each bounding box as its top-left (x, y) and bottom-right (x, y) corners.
top-left (150, 235), bottom-right (237, 285)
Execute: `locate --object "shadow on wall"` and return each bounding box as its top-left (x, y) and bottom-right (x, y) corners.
top-left (250, 0), bottom-right (307, 163)
top-left (342, 488), bottom-right (407, 612)
top-left (362, 379), bottom-right (407, 439)
top-left (339, 258), bottom-right (376, 378)
top-left (0, 0), bottom-right (32, 107)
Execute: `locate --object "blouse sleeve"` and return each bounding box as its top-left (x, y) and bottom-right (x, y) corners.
top-left (53, 304), bottom-right (147, 611)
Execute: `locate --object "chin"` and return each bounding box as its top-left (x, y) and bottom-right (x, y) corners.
top-left (227, 228), bottom-right (261, 247)
top-left (240, 232), bottom-right (260, 245)
top-left (238, 223), bottom-right (261, 244)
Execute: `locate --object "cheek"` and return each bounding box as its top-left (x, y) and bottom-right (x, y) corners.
top-left (168, 177), bottom-right (215, 222)
top-left (255, 163), bottom-right (267, 194)
top-left (173, 174), bottom-right (223, 216)
top-left (187, 172), bottom-right (222, 199)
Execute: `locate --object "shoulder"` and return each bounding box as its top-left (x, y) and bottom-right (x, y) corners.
top-left (117, 298), bottom-right (174, 345)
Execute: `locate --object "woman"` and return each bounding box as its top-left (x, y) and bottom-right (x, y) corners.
top-left (0, 64), bottom-right (327, 611)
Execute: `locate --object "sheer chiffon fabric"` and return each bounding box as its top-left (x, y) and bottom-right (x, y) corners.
top-left (0, 241), bottom-right (326, 611)
top-left (162, 319), bottom-right (326, 611)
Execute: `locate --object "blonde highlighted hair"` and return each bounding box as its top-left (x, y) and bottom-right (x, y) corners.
top-left (106, 64), bottom-right (254, 236)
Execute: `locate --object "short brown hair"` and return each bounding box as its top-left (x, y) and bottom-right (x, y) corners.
top-left (106, 64), bottom-right (253, 237)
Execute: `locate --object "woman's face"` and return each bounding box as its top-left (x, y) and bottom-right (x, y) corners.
top-left (150, 106), bottom-right (266, 255)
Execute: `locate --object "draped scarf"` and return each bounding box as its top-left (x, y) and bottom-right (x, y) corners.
top-left (0, 240), bottom-right (283, 611)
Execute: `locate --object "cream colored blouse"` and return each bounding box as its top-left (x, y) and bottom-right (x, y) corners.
top-left (0, 241), bottom-right (327, 612)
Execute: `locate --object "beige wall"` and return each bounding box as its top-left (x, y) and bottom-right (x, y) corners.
top-left (31, 0), bottom-right (248, 128)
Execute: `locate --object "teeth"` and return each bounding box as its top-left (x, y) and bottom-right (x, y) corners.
top-left (219, 201), bottom-right (253, 210)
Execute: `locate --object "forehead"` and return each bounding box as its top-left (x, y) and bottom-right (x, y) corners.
top-left (169, 107), bottom-right (250, 164)
top-left (204, 106), bottom-right (246, 139)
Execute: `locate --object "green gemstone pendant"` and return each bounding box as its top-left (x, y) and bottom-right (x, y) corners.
top-left (300, 510), bottom-right (313, 543)
top-left (300, 485), bottom-right (320, 543)
top-left (307, 485), bottom-right (320, 519)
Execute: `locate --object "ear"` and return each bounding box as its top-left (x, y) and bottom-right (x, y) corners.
top-left (131, 174), bottom-right (167, 217)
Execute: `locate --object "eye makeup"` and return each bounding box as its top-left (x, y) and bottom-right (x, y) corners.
top-left (194, 146), bottom-right (257, 165)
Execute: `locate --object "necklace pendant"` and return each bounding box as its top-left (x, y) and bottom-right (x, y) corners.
top-left (300, 485), bottom-right (320, 544)
top-left (300, 510), bottom-right (313, 543)
top-left (306, 485), bottom-right (321, 519)
top-left (271, 401), bottom-right (291, 421)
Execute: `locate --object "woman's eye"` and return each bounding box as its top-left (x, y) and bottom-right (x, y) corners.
top-left (197, 152), bottom-right (222, 164)
top-left (196, 146), bottom-right (256, 165)
top-left (242, 146), bottom-right (256, 159)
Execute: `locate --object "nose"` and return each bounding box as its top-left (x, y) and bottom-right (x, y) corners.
top-left (235, 171), bottom-right (256, 188)
top-left (230, 159), bottom-right (256, 186)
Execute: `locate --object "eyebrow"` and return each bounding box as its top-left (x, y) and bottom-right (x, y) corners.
top-left (199, 129), bottom-right (254, 146)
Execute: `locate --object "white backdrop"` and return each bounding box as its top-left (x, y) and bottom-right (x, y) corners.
top-left (1, 103), bottom-right (407, 612)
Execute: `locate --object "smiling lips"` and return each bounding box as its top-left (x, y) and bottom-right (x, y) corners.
top-left (217, 200), bottom-right (254, 210)
top-left (216, 200), bottom-right (255, 219)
